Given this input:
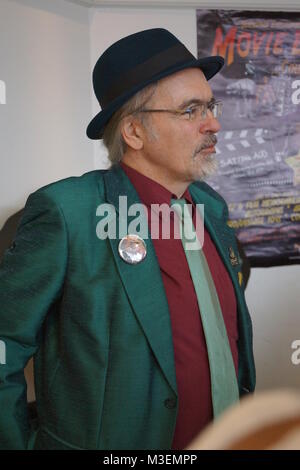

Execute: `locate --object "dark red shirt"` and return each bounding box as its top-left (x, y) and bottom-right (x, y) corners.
top-left (120, 162), bottom-right (239, 449)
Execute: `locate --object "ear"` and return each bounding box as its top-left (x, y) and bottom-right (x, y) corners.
top-left (120, 117), bottom-right (144, 151)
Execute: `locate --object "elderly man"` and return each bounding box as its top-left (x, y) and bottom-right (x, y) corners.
top-left (0, 28), bottom-right (255, 450)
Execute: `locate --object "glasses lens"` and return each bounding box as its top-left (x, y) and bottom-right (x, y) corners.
top-left (213, 102), bottom-right (222, 118)
top-left (185, 102), bottom-right (222, 120)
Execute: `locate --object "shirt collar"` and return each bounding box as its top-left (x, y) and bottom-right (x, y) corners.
top-left (120, 161), bottom-right (194, 207)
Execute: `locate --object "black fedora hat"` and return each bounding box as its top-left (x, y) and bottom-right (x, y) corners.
top-left (86, 28), bottom-right (224, 140)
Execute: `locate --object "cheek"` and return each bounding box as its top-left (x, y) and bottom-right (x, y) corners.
top-left (149, 120), bottom-right (196, 162)
top-left (169, 124), bottom-right (194, 150)
top-left (177, 131), bottom-right (197, 158)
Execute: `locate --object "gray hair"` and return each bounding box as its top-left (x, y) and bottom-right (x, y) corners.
top-left (102, 82), bottom-right (158, 165)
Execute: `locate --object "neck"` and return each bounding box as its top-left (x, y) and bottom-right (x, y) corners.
top-left (121, 154), bottom-right (190, 198)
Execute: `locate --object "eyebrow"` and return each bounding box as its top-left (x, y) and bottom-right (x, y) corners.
top-left (177, 96), bottom-right (216, 110)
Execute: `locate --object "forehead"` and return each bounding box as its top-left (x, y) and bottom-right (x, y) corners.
top-left (154, 67), bottom-right (213, 106)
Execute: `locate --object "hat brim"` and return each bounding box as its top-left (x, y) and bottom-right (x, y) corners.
top-left (86, 55), bottom-right (224, 140)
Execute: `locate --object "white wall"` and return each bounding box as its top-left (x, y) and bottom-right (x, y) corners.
top-left (246, 265), bottom-right (300, 391)
top-left (0, 1), bottom-right (299, 399)
top-left (0, 0), bottom-right (94, 229)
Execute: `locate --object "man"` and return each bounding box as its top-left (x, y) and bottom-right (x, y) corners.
top-left (0, 28), bottom-right (255, 450)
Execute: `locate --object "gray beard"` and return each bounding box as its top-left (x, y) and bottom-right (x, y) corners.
top-left (191, 152), bottom-right (218, 181)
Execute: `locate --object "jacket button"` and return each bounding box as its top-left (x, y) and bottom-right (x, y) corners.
top-left (164, 398), bottom-right (176, 409)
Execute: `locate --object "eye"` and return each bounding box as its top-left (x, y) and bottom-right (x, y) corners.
top-left (209, 102), bottom-right (216, 112)
top-left (183, 106), bottom-right (198, 119)
top-left (209, 101), bottom-right (222, 118)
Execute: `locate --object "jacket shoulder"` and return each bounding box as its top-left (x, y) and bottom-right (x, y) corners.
top-left (29, 169), bottom-right (108, 208)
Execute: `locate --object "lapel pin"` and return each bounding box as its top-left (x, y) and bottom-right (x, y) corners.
top-left (229, 246), bottom-right (239, 266)
top-left (238, 272), bottom-right (243, 286)
top-left (118, 234), bottom-right (147, 264)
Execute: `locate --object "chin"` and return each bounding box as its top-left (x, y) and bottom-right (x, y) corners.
top-left (191, 155), bottom-right (218, 181)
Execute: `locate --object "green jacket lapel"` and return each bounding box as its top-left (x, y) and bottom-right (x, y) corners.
top-left (102, 165), bottom-right (177, 395)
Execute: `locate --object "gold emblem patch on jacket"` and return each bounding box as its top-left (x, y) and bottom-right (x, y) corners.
top-left (229, 247), bottom-right (239, 266)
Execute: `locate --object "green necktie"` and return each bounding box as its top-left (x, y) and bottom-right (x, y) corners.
top-left (171, 198), bottom-right (240, 418)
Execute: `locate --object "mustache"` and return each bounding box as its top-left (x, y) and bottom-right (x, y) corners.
top-left (195, 135), bottom-right (218, 153)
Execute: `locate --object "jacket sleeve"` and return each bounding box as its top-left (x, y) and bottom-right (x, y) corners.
top-left (0, 189), bottom-right (68, 449)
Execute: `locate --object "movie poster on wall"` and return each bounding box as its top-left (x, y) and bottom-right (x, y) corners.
top-left (197, 10), bottom-right (300, 266)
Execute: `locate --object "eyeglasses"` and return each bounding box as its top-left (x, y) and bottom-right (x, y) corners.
top-left (135, 100), bottom-right (223, 122)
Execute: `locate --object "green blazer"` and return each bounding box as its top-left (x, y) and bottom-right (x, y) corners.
top-left (0, 165), bottom-right (255, 450)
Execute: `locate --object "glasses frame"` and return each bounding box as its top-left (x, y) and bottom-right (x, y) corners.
top-left (131, 100), bottom-right (223, 121)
